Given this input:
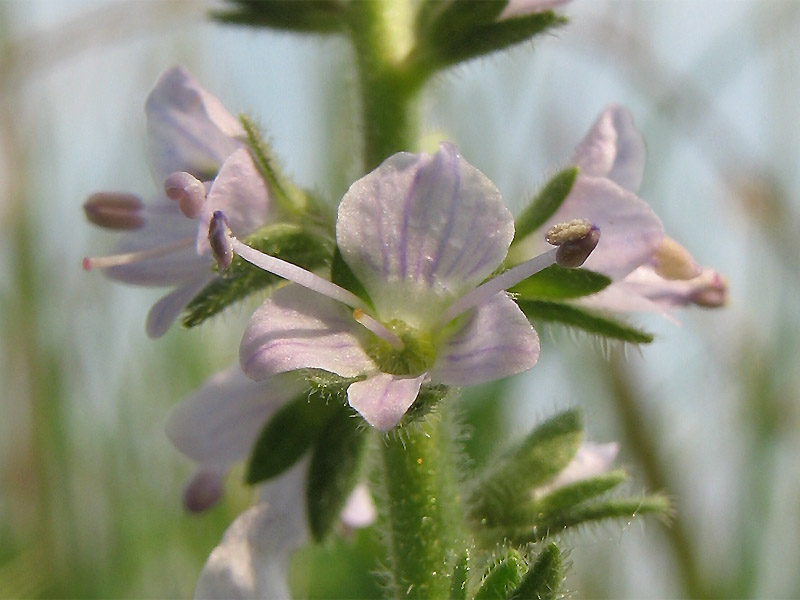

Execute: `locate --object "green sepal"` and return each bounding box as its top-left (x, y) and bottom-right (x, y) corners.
top-left (468, 410), bottom-right (583, 526)
top-left (212, 0), bottom-right (345, 34)
top-left (509, 264), bottom-right (611, 300)
top-left (536, 470), bottom-right (627, 515)
top-left (245, 387), bottom-right (343, 485)
top-left (306, 403), bottom-right (369, 541)
top-left (414, 9), bottom-right (568, 75)
top-left (517, 299), bottom-right (655, 344)
top-left (401, 384), bottom-right (449, 425)
top-left (181, 224), bottom-right (333, 328)
top-left (516, 494), bottom-right (672, 545)
top-left (474, 549), bottom-right (525, 600)
top-left (507, 543), bottom-right (563, 600)
top-left (449, 548), bottom-right (470, 600)
top-left (513, 167), bottom-right (579, 244)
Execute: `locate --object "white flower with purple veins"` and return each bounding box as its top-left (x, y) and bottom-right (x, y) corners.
top-left (83, 66), bottom-right (272, 337)
top-left (216, 143), bottom-right (599, 431)
top-left (513, 104), bottom-right (726, 313)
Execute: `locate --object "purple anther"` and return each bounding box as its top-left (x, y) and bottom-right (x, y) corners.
top-left (83, 192), bottom-right (146, 230)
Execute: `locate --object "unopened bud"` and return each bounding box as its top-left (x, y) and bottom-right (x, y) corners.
top-left (183, 468), bottom-right (225, 513)
top-left (208, 210), bottom-right (233, 270)
top-left (651, 236), bottom-right (702, 280)
top-left (164, 171), bottom-right (206, 219)
top-left (83, 192), bottom-right (145, 230)
top-left (546, 219), bottom-right (601, 268)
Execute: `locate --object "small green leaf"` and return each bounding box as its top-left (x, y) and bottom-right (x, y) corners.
top-left (212, 0), bottom-right (345, 34)
top-left (307, 404), bottom-right (368, 541)
top-left (536, 470), bottom-right (627, 514)
top-left (517, 299), bottom-right (654, 344)
top-left (246, 390), bottom-right (341, 485)
top-left (468, 410), bottom-right (583, 527)
top-left (474, 549), bottom-right (525, 600)
top-left (507, 543), bottom-right (563, 600)
top-left (449, 548), bottom-right (470, 600)
top-left (182, 224), bottom-right (332, 328)
top-left (510, 264), bottom-right (611, 300)
top-left (514, 167), bottom-right (579, 243)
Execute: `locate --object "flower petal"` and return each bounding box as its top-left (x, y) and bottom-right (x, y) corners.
top-left (145, 275), bottom-right (213, 338)
top-left (536, 442), bottom-right (619, 495)
top-left (499, 0), bottom-right (570, 20)
top-left (195, 460), bottom-right (308, 600)
top-left (573, 105), bottom-right (646, 192)
top-left (340, 483), bottom-right (377, 529)
top-left (240, 285), bottom-right (375, 381)
top-left (347, 373), bottom-right (425, 431)
top-left (166, 366), bottom-right (305, 466)
top-left (519, 176), bottom-right (663, 280)
top-left (431, 293), bottom-right (539, 386)
top-left (146, 66), bottom-right (243, 183)
top-left (336, 143), bottom-right (514, 328)
top-left (196, 148), bottom-right (272, 254)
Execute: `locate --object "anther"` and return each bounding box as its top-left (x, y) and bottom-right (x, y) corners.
top-left (164, 171), bottom-right (206, 219)
top-left (546, 219), bottom-right (601, 268)
top-left (84, 192), bottom-right (146, 230)
top-left (650, 236), bottom-right (702, 280)
top-left (208, 211), bottom-right (234, 270)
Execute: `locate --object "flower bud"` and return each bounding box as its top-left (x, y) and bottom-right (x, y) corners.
top-left (83, 192), bottom-right (145, 230)
top-left (546, 219), bottom-right (601, 268)
top-left (208, 210), bottom-right (233, 270)
top-left (164, 171), bottom-right (206, 219)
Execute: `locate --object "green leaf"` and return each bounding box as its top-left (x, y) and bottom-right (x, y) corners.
top-left (513, 167), bottom-right (579, 243)
top-left (468, 410), bottom-right (583, 527)
top-left (212, 0), bottom-right (345, 34)
top-left (246, 389), bottom-right (341, 485)
top-left (449, 548), bottom-right (470, 600)
top-left (507, 543), bottom-right (563, 600)
top-left (510, 264), bottom-right (611, 300)
top-left (517, 299), bottom-right (655, 344)
top-left (416, 9), bottom-right (568, 72)
top-left (474, 549), bottom-right (525, 600)
top-left (536, 470), bottom-right (627, 515)
top-left (181, 224), bottom-right (333, 328)
top-left (307, 403), bottom-right (368, 541)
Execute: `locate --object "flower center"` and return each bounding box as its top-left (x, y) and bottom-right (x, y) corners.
top-left (364, 319), bottom-right (436, 376)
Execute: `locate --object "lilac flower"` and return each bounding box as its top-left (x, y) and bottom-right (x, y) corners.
top-left (217, 143), bottom-right (598, 431)
top-left (535, 442), bottom-right (619, 497)
top-left (83, 66), bottom-right (273, 337)
top-left (498, 0), bottom-right (571, 22)
top-left (512, 105), bottom-right (726, 313)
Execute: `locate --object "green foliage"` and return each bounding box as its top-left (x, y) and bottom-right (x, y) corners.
top-left (212, 0), bottom-right (346, 34)
top-left (468, 410), bottom-right (583, 527)
top-left (474, 549), bottom-right (526, 600)
top-left (245, 387), bottom-right (343, 485)
top-left (181, 224), bottom-right (332, 328)
top-left (306, 403), bottom-right (368, 541)
top-left (414, 3), bottom-right (568, 72)
top-left (536, 470), bottom-right (628, 515)
top-left (450, 548), bottom-right (470, 600)
top-left (513, 167), bottom-right (579, 243)
top-left (510, 264), bottom-right (612, 300)
top-left (507, 543), bottom-right (563, 600)
top-left (517, 299), bottom-right (654, 344)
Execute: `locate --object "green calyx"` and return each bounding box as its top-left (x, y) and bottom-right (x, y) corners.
top-left (365, 319), bottom-right (436, 376)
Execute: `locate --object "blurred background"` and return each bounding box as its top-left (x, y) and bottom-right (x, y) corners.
top-left (1, 0), bottom-right (798, 597)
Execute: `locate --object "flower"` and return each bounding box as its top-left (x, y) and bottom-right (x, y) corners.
top-left (221, 143), bottom-right (599, 430)
top-left (82, 66), bottom-right (273, 337)
top-left (512, 104), bottom-right (726, 314)
top-left (498, 0), bottom-right (571, 22)
top-left (534, 441), bottom-right (619, 497)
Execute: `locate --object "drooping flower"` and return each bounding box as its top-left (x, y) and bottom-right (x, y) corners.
top-left (512, 104), bottom-right (727, 314)
top-left (82, 66), bottom-right (274, 337)
top-left (218, 143), bottom-right (600, 430)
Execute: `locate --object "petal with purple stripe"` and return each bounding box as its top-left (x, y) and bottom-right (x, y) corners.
top-left (240, 285), bottom-right (375, 381)
top-left (431, 293), bottom-right (539, 386)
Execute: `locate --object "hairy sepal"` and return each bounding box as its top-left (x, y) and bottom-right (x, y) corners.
top-left (514, 166), bottom-right (579, 243)
top-left (510, 264), bottom-right (611, 300)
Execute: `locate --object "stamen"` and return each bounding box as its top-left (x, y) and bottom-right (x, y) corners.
top-left (164, 171), bottom-right (206, 219)
top-left (546, 219), bottom-right (600, 268)
top-left (354, 309), bottom-right (403, 350)
top-left (441, 247), bottom-right (559, 324)
top-left (209, 212), bottom-right (233, 270)
top-left (650, 236), bottom-right (702, 280)
top-left (82, 237), bottom-right (194, 271)
top-left (84, 192), bottom-right (146, 230)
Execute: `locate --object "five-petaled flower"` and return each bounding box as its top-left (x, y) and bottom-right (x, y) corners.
top-left (82, 66), bottom-right (274, 337)
top-left (218, 143), bottom-right (601, 430)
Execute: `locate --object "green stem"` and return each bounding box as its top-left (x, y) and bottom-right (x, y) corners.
top-left (346, 0), bottom-right (425, 171)
top-left (380, 411), bottom-right (465, 599)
